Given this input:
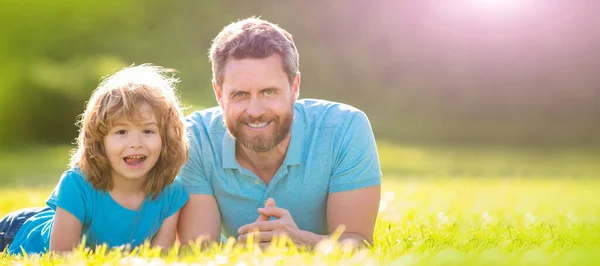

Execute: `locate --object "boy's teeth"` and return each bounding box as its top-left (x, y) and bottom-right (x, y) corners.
top-left (248, 122), bottom-right (268, 128)
top-left (126, 155), bottom-right (145, 159)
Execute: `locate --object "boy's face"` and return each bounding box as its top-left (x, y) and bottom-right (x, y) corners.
top-left (213, 53), bottom-right (300, 153)
top-left (103, 102), bottom-right (162, 185)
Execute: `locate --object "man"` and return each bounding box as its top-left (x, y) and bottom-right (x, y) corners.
top-left (176, 17), bottom-right (382, 248)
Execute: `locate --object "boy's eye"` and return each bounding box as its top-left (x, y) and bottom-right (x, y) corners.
top-left (143, 129), bottom-right (155, 134)
top-left (116, 130), bottom-right (127, 135)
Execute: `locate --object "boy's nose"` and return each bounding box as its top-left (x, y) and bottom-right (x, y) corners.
top-left (128, 134), bottom-right (144, 148)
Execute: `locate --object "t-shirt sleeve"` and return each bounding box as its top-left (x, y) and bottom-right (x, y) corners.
top-left (46, 170), bottom-right (89, 224)
top-left (163, 179), bottom-right (190, 218)
top-left (329, 111), bottom-right (383, 194)
top-left (175, 123), bottom-right (214, 195)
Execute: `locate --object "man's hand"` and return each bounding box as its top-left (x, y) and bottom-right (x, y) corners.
top-left (254, 198), bottom-right (275, 222)
top-left (237, 198), bottom-right (324, 248)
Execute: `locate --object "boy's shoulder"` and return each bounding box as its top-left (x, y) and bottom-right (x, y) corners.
top-left (153, 179), bottom-right (187, 201)
top-left (59, 167), bottom-right (86, 183)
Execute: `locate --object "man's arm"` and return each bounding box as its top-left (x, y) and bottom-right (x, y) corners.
top-left (237, 185), bottom-right (380, 248)
top-left (177, 194), bottom-right (221, 246)
top-left (238, 109), bottom-right (382, 248)
top-left (327, 185), bottom-right (380, 246)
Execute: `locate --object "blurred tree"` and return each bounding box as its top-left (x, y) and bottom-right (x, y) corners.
top-left (0, 0), bottom-right (598, 147)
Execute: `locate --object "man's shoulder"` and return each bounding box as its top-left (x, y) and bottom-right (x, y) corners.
top-left (295, 98), bottom-right (367, 128)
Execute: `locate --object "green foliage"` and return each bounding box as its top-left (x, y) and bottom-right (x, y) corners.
top-left (1, 0), bottom-right (599, 147)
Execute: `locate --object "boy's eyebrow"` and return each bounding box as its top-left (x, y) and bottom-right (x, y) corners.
top-left (141, 122), bottom-right (159, 127)
top-left (112, 121), bottom-right (158, 127)
top-left (112, 122), bottom-right (130, 127)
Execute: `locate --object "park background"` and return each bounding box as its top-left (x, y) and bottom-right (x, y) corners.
top-left (0, 0), bottom-right (599, 264)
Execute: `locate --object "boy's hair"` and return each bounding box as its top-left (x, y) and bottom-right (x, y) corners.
top-left (209, 17), bottom-right (299, 87)
top-left (70, 64), bottom-right (189, 200)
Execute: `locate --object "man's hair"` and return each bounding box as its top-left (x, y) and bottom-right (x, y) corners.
top-left (209, 17), bottom-right (299, 87)
top-left (70, 64), bottom-right (189, 200)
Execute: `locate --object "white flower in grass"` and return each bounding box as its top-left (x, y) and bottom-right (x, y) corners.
top-left (482, 212), bottom-right (493, 224)
top-left (566, 212), bottom-right (578, 224)
top-left (169, 263), bottom-right (189, 266)
top-left (525, 212), bottom-right (536, 226)
top-left (378, 200), bottom-right (387, 213)
top-left (437, 212), bottom-right (449, 226)
top-left (315, 239), bottom-right (337, 255)
top-left (148, 258), bottom-right (166, 266)
top-left (383, 191), bottom-right (395, 202)
top-left (119, 257), bottom-right (147, 266)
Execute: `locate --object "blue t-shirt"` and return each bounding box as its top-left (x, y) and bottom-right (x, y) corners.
top-left (176, 99), bottom-right (382, 238)
top-left (8, 168), bottom-right (188, 255)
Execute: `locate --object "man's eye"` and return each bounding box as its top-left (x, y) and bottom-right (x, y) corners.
top-left (233, 92), bottom-right (247, 98)
top-left (264, 90), bottom-right (274, 96)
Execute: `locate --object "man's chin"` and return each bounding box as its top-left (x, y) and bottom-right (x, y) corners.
top-left (241, 139), bottom-right (276, 153)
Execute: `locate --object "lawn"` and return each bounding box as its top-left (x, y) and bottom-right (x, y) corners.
top-left (1, 142), bottom-right (599, 265)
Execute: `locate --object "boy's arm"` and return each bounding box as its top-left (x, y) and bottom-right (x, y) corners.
top-left (177, 194), bottom-right (221, 246)
top-left (49, 207), bottom-right (83, 253)
top-left (151, 210), bottom-right (180, 249)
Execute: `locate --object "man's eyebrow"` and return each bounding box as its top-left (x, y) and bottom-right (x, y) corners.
top-left (229, 87), bottom-right (281, 94)
top-left (262, 87), bottom-right (281, 91)
top-left (229, 89), bottom-right (245, 94)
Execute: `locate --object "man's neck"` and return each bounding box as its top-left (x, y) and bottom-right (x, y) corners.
top-left (236, 135), bottom-right (291, 185)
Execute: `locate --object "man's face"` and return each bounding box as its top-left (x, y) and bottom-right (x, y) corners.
top-left (214, 54), bottom-right (300, 153)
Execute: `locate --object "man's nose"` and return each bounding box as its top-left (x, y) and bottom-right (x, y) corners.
top-left (246, 97), bottom-right (266, 118)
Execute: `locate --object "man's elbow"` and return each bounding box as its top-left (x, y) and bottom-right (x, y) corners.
top-left (339, 232), bottom-right (373, 248)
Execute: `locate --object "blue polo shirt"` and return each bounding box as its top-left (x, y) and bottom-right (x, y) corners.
top-left (176, 99), bottom-right (382, 238)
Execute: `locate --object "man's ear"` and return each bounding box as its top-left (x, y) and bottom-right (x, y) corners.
top-left (292, 72), bottom-right (301, 101)
top-left (213, 81), bottom-right (224, 107)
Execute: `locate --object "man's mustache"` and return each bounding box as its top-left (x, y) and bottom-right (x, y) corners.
top-left (239, 115), bottom-right (275, 124)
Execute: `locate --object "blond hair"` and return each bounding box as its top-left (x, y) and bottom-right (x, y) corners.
top-left (70, 64), bottom-right (188, 200)
top-left (209, 17), bottom-right (299, 86)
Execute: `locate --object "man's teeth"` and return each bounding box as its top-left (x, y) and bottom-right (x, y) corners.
top-left (248, 122), bottom-right (268, 128)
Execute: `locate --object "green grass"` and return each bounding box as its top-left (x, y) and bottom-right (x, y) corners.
top-left (1, 142), bottom-right (599, 265)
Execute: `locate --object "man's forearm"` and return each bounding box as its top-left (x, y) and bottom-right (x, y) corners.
top-left (300, 230), bottom-right (370, 248)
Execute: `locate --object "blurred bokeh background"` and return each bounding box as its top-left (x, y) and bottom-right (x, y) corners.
top-left (0, 0), bottom-right (598, 186)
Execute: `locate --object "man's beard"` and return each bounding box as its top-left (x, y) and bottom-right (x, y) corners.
top-left (226, 110), bottom-right (293, 153)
